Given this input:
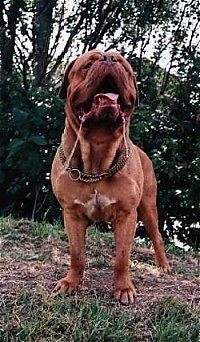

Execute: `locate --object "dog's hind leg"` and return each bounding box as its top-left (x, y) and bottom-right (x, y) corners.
top-left (137, 201), bottom-right (170, 273)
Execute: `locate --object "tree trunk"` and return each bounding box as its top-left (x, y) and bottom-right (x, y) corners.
top-left (32, 0), bottom-right (56, 86)
top-left (0, 0), bottom-right (21, 76)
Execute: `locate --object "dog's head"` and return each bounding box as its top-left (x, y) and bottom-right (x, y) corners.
top-left (60, 50), bottom-right (138, 127)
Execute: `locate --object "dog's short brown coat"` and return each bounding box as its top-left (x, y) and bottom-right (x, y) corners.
top-left (51, 50), bottom-right (170, 305)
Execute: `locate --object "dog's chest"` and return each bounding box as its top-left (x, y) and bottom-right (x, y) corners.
top-left (73, 190), bottom-right (117, 221)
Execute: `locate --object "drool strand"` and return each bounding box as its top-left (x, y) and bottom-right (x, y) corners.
top-left (65, 118), bottom-right (84, 169)
top-left (122, 115), bottom-right (129, 158)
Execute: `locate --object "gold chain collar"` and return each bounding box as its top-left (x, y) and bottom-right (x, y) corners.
top-left (59, 144), bottom-right (130, 183)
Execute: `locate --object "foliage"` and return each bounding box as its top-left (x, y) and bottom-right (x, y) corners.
top-left (129, 54), bottom-right (200, 247)
top-left (0, 74), bottom-right (64, 220)
top-left (0, 0), bottom-right (199, 246)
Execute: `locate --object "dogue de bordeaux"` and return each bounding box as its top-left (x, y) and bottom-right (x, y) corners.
top-left (51, 50), bottom-right (170, 305)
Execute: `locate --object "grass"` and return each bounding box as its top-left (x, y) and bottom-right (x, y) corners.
top-left (0, 216), bottom-right (199, 341)
top-left (1, 293), bottom-right (138, 342)
top-left (150, 298), bottom-right (199, 342)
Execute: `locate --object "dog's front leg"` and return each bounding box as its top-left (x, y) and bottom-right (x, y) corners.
top-left (113, 210), bottom-right (137, 305)
top-left (53, 210), bottom-right (87, 295)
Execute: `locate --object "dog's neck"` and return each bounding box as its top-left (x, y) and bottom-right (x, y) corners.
top-left (63, 123), bottom-right (129, 174)
top-left (80, 126), bottom-right (126, 174)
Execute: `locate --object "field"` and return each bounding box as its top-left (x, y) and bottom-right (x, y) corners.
top-left (0, 217), bottom-right (199, 341)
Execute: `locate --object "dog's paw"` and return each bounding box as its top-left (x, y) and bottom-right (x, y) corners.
top-left (52, 274), bottom-right (83, 296)
top-left (160, 263), bottom-right (171, 273)
top-left (156, 259), bottom-right (171, 273)
top-left (114, 281), bottom-right (137, 305)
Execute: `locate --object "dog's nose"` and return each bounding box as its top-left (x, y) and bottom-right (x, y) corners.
top-left (99, 54), bottom-right (117, 64)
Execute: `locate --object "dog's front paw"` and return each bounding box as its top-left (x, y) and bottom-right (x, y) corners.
top-left (114, 279), bottom-right (137, 305)
top-left (53, 272), bottom-right (83, 296)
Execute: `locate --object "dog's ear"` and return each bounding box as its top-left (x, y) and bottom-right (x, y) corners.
top-left (59, 58), bottom-right (77, 99)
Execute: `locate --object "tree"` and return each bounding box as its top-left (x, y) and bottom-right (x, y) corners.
top-left (0, 0), bottom-right (199, 247)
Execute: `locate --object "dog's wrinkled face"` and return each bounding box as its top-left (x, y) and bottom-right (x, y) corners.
top-left (60, 50), bottom-right (138, 126)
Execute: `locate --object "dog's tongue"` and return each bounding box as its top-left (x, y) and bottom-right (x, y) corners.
top-left (93, 93), bottom-right (119, 106)
top-left (81, 92), bottom-right (121, 122)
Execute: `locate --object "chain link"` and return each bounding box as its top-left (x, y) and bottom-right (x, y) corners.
top-left (59, 144), bottom-right (130, 183)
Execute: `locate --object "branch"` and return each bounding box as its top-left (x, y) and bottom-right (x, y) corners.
top-left (44, 6), bottom-right (87, 80)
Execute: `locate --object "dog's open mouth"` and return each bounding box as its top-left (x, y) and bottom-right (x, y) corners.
top-left (80, 92), bottom-right (123, 124)
top-left (75, 75), bottom-right (134, 125)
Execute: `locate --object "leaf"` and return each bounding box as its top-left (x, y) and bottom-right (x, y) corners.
top-left (28, 135), bottom-right (47, 146)
top-left (13, 109), bottom-right (29, 127)
top-left (7, 139), bottom-right (25, 158)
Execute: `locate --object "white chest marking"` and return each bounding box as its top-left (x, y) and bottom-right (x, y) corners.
top-left (74, 190), bottom-right (117, 218)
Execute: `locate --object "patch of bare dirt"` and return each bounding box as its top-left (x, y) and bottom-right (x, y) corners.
top-left (0, 237), bottom-right (199, 312)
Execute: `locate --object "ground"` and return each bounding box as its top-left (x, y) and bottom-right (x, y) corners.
top-left (0, 217), bottom-right (199, 341)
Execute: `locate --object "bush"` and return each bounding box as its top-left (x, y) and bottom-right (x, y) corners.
top-left (0, 76), bottom-right (63, 221)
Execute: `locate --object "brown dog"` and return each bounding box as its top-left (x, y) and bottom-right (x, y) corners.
top-left (51, 50), bottom-right (170, 305)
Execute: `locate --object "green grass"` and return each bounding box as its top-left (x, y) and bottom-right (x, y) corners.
top-left (1, 291), bottom-right (137, 342)
top-left (150, 298), bottom-right (199, 342)
top-left (0, 216), bottom-right (65, 240)
top-left (0, 216), bottom-right (199, 342)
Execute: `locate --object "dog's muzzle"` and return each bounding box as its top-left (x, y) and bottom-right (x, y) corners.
top-left (79, 92), bottom-right (124, 124)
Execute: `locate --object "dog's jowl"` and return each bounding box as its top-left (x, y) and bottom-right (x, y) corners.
top-left (51, 50), bottom-right (170, 305)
